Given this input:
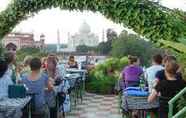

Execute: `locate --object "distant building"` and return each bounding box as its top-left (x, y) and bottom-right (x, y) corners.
top-left (2, 32), bottom-right (46, 51)
top-left (68, 21), bottom-right (99, 49)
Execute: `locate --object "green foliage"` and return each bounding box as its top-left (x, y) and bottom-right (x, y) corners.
top-left (0, 43), bottom-right (4, 56)
top-left (0, 0), bottom-right (185, 43)
top-left (95, 29), bottom-right (117, 55)
top-left (111, 32), bottom-right (163, 66)
top-left (86, 57), bottom-right (128, 94)
top-left (106, 28), bottom-right (117, 41)
top-left (76, 45), bottom-right (96, 53)
top-left (159, 40), bottom-right (186, 53)
top-left (76, 45), bottom-right (89, 53)
top-left (16, 47), bottom-right (47, 62)
top-left (46, 44), bottom-right (68, 52)
top-left (96, 40), bottom-right (112, 55)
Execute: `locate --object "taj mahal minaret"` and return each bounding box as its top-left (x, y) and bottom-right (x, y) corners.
top-left (57, 29), bottom-right (61, 52)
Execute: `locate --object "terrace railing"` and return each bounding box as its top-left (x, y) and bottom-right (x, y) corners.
top-left (168, 87), bottom-right (186, 118)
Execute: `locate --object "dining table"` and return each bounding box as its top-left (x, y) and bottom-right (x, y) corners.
top-left (0, 96), bottom-right (32, 118)
top-left (66, 68), bottom-right (87, 94)
top-left (121, 87), bottom-right (159, 118)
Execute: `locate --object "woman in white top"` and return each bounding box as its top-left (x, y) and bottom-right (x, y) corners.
top-left (0, 57), bottom-right (13, 99)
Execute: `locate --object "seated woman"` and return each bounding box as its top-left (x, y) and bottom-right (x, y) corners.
top-left (16, 56), bottom-right (32, 80)
top-left (41, 57), bottom-right (47, 71)
top-left (148, 59), bottom-right (186, 118)
top-left (67, 55), bottom-right (78, 69)
top-left (0, 57), bottom-right (13, 99)
top-left (4, 52), bottom-right (17, 83)
top-left (122, 55), bottom-right (143, 88)
top-left (155, 55), bottom-right (182, 83)
top-left (21, 58), bottom-right (53, 118)
top-left (22, 56), bottom-right (32, 74)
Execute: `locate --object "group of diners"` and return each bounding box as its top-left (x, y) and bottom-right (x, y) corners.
top-left (0, 51), bottom-right (80, 118)
top-left (121, 54), bottom-right (186, 118)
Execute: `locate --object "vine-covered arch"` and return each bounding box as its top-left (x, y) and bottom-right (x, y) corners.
top-left (0, 0), bottom-right (185, 42)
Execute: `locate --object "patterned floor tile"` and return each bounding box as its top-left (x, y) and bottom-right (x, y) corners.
top-left (66, 93), bottom-right (122, 118)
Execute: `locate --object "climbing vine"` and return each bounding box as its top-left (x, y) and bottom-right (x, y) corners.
top-left (0, 0), bottom-right (186, 42)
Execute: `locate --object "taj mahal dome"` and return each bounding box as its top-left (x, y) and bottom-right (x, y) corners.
top-left (67, 21), bottom-right (99, 49)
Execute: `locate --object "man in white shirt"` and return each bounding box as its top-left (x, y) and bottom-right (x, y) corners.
top-left (145, 54), bottom-right (164, 93)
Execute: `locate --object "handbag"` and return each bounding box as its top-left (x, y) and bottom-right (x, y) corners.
top-left (8, 85), bottom-right (26, 98)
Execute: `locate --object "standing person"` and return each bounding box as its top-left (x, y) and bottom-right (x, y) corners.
top-left (148, 60), bottom-right (186, 118)
top-left (0, 57), bottom-right (13, 98)
top-left (21, 58), bottom-right (52, 118)
top-left (4, 52), bottom-right (17, 84)
top-left (122, 55), bottom-right (143, 87)
top-left (45, 54), bottom-right (61, 118)
top-left (67, 55), bottom-right (78, 69)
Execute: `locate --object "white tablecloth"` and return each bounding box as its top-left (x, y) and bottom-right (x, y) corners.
top-left (0, 97), bottom-right (31, 118)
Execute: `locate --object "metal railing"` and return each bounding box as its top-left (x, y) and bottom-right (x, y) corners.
top-left (168, 87), bottom-right (186, 118)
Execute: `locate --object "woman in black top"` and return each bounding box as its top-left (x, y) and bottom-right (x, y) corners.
top-left (148, 60), bottom-right (186, 118)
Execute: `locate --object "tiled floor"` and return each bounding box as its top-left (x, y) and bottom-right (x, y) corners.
top-left (66, 93), bottom-right (122, 118)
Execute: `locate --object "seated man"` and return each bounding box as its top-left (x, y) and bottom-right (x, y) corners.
top-left (21, 58), bottom-right (53, 118)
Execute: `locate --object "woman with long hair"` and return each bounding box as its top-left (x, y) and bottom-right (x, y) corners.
top-left (67, 55), bottom-right (78, 69)
top-left (148, 59), bottom-right (186, 118)
top-left (45, 54), bottom-right (59, 118)
top-left (122, 55), bottom-right (143, 87)
top-left (0, 57), bottom-right (13, 98)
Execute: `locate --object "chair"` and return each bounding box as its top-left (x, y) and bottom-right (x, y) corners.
top-left (26, 93), bottom-right (48, 118)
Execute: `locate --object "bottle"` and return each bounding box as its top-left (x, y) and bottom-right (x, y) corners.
top-left (140, 79), bottom-right (145, 91)
top-left (78, 62), bottom-right (82, 70)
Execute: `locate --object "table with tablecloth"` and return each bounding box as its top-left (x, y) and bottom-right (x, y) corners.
top-left (0, 97), bottom-right (31, 118)
top-left (66, 69), bottom-right (87, 80)
top-left (121, 87), bottom-right (159, 117)
top-left (66, 69), bottom-right (87, 94)
top-left (122, 87), bottom-right (159, 110)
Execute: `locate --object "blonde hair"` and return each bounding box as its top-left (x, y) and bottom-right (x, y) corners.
top-left (23, 56), bottom-right (33, 66)
top-left (165, 60), bottom-right (179, 76)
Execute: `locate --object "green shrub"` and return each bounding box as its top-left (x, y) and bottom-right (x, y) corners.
top-left (16, 47), bottom-right (47, 62)
top-left (111, 33), bottom-right (164, 66)
top-left (86, 57), bottom-right (128, 94)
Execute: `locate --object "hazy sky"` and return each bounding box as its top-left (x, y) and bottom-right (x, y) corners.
top-left (0, 0), bottom-right (186, 44)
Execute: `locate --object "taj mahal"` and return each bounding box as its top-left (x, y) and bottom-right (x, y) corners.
top-left (57, 21), bottom-right (100, 52)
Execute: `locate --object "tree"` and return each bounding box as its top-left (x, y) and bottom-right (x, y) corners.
top-left (106, 29), bottom-right (117, 41)
top-left (16, 47), bottom-right (47, 62)
top-left (76, 45), bottom-right (89, 53)
top-left (111, 32), bottom-right (163, 65)
top-left (95, 29), bottom-right (117, 55)
top-left (0, 0), bottom-right (185, 42)
top-left (96, 41), bottom-right (112, 55)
